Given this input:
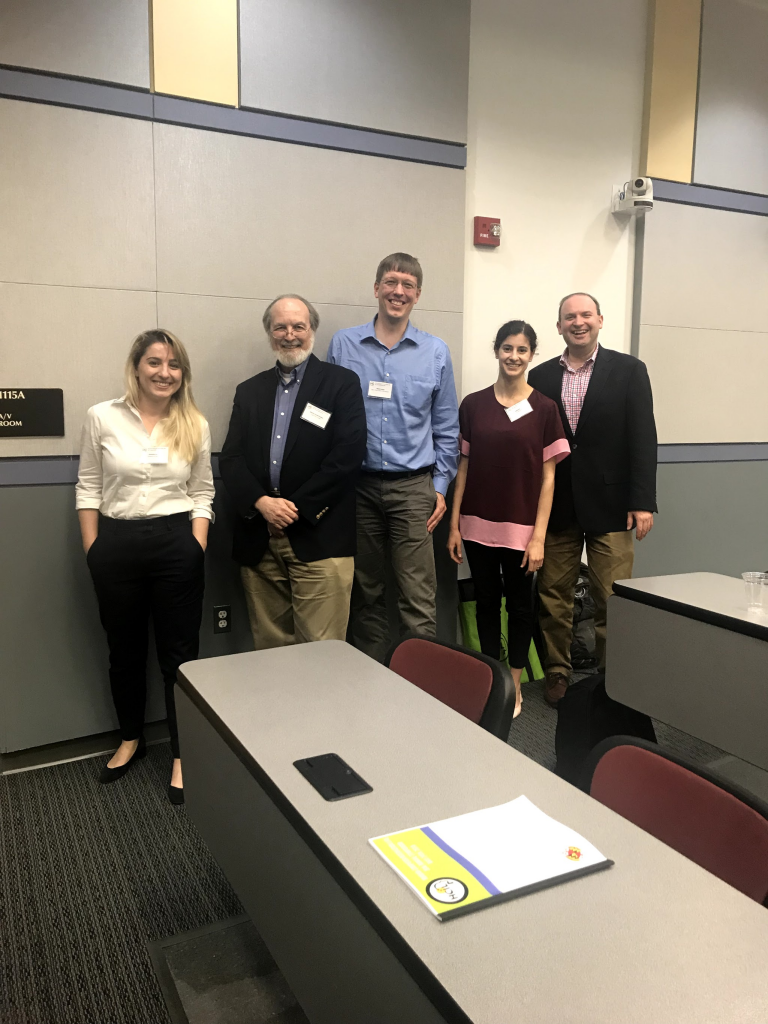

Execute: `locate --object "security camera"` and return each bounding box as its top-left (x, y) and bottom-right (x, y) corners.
top-left (611, 177), bottom-right (654, 215)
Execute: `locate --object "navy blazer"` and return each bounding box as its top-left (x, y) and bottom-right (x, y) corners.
top-left (219, 354), bottom-right (367, 565)
top-left (528, 347), bottom-right (657, 535)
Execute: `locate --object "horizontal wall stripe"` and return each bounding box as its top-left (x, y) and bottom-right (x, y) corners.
top-left (0, 64), bottom-right (153, 118)
top-left (0, 64), bottom-right (466, 168)
top-left (657, 443), bottom-right (768, 463)
top-left (652, 178), bottom-right (768, 216)
top-left (0, 455), bottom-right (221, 486)
top-left (2, 447), bottom-right (767, 486)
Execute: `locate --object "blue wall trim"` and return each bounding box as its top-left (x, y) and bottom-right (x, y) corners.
top-left (657, 443), bottom-right (768, 464)
top-left (0, 64), bottom-right (466, 169)
top-left (0, 456), bottom-right (221, 486)
top-left (652, 178), bottom-right (768, 217)
top-left (1, 447), bottom-right (766, 486)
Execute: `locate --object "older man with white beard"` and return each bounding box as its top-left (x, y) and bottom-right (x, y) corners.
top-left (220, 294), bottom-right (367, 649)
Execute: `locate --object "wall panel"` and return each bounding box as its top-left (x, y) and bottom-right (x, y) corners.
top-left (633, 462), bottom-right (768, 579)
top-left (153, 124), bottom-right (465, 313)
top-left (0, 283), bottom-right (157, 457)
top-left (694, 0), bottom-right (768, 195)
top-left (642, 325), bottom-right (768, 443)
top-left (0, 0), bottom-right (150, 88)
top-left (641, 201), bottom-right (768, 334)
top-left (239, 0), bottom-right (469, 142)
top-left (0, 101), bottom-right (156, 291)
top-left (157, 293), bottom-right (463, 449)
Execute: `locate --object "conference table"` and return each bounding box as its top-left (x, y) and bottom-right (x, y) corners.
top-left (177, 640), bottom-right (768, 1024)
top-left (607, 572), bottom-right (768, 771)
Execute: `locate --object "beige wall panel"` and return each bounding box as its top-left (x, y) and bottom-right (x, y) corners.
top-left (157, 293), bottom-right (463, 448)
top-left (643, 0), bottom-right (701, 182)
top-left (0, 101), bottom-right (156, 291)
top-left (152, 0), bottom-right (238, 106)
top-left (239, 0), bottom-right (469, 142)
top-left (694, 0), bottom-right (768, 195)
top-left (641, 324), bottom-right (768, 442)
top-left (641, 201), bottom-right (768, 333)
top-left (0, 0), bottom-right (150, 87)
top-left (154, 124), bottom-right (465, 313)
top-left (0, 283), bottom-right (158, 457)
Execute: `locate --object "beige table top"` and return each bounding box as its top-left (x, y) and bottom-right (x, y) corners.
top-left (614, 571), bottom-right (768, 641)
top-left (179, 640), bottom-right (768, 1024)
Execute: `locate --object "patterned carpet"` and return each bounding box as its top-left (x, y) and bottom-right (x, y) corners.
top-left (0, 676), bottom-right (729, 1024)
top-left (0, 743), bottom-right (242, 1024)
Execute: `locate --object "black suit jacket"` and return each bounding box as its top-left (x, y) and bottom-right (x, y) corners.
top-left (528, 347), bottom-right (657, 535)
top-left (219, 354), bottom-right (367, 565)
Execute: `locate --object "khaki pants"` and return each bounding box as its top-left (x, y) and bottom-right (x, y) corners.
top-left (241, 536), bottom-right (354, 650)
top-left (537, 524), bottom-right (634, 676)
top-left (351, 472), bottom-right (437, 662)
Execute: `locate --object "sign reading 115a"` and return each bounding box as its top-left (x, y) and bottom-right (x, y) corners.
top-left (0, 389), bottom-right (64, 437)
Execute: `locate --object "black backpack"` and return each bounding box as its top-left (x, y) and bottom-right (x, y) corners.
top-left (555, 673), bottom-right (657, 790)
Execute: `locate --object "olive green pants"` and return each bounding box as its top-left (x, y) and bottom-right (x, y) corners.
top-left (350, 472), bottom-right (438, 662)
top-left (537, 524), bottom-right (635, 677)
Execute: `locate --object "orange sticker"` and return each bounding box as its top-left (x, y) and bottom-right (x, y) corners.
top-left (566, 846), bottom-right (582, 861)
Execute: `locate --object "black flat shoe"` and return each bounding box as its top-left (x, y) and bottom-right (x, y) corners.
top-left (168, 785), bottom-right (184, 806)
top-left (98, 736), bottom-right (146, 784)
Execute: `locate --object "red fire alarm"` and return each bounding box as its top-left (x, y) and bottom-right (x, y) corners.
top-left (473, 216), bottom-right (501, 247)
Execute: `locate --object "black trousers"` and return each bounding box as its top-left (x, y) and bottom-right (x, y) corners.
top-left (463, 540), bottom-right (534, 669)
top-left (87, 512), bottom-right (205, 758)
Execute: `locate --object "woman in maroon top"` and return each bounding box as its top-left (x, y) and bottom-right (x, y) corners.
top-left (448, 321), bottom-right (570, 716)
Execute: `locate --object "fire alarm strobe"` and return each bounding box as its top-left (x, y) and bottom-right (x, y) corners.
top-left (474, 216), bottom-right (501, 247)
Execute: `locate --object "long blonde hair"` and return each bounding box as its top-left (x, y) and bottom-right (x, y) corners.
top-left (124, 329), bottom-right (204, 463)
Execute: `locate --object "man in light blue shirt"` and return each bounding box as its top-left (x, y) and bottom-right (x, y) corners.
top-left (327, 252), bottom-right (459, 660)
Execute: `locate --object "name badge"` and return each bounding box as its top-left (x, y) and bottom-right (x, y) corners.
top-left (301, 402), bottom-right (332, 429)
top-left (505, 399), bottom-right (533, 424)
top-left (368, 381), bottom-right (393, 399)
top-left (140, 446), bottom-right (168, 464)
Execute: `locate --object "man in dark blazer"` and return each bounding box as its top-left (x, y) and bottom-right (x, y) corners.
top-left (220, 294), bottom-right (367, 649)
top-left (528, 292), bottom-right (657, 706)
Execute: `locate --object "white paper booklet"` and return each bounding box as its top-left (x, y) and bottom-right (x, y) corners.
top-left (370, 795), bottom-right (612, 920)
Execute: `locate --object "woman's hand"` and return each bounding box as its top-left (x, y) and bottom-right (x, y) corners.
top-left (447, 526), bottom-right (463, 564)
top-left (521, 537), bottom-right (544, 575)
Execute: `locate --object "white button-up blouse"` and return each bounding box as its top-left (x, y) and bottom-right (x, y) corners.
top-left (75, 398), bottom-right (215, 521)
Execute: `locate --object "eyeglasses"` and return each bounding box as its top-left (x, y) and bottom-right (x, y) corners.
top-left (271, 325), bottom-right (310, 338)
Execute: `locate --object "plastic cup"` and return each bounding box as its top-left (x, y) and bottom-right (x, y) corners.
top-left (742, 572), bottom-right (768, 608)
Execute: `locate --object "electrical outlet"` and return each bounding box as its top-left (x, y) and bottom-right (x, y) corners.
top-left (213, 604), bottom-right (231, 634)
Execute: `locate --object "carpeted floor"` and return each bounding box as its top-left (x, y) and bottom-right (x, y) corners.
top-left (0, 674), bottom-right (732, 1024)
top-left (0, 742), bottom-right (243, 1024)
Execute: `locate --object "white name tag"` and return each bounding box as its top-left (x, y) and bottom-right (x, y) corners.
top-left (140, 446), bottom-right (168, 464)
top-left (301, 402), bottom-right (332, 429)
top-left (505, 399), bottom-right (533, 424)
top-left (368, 381), bottom-right (393, 399)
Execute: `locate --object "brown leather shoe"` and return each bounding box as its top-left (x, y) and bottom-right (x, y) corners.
top-left (544, 672), bottom-right (569, 707)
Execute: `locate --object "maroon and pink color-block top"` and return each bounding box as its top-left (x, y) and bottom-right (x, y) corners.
top-left (459, 386), bottom-right (570, 551)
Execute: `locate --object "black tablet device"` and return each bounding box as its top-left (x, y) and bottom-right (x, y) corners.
top-left (293, 753), bottom-right (373, 801)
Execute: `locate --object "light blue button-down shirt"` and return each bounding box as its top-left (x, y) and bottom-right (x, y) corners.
top-left (326, 319), bottom-right (459, 495)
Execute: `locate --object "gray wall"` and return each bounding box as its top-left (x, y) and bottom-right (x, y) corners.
top-left (638, 200), bottom-right (768, 445)
top-left (0, 1), bottom-right (468, 753)
top-left (239, 0), bottom-right (469, 141)
top-left (633, 462), bottom-right (768, 579)
top-left (0, 482), bottom-right (254, 753)
top-left (0, 100), bottom-right (465, 458)
top-left (0, 0), bottom-right (150, 87)
top-left (694, 0), bottom-right (768, 195)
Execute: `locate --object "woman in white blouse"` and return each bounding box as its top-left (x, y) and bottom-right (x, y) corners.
top-left (76, 329), bottom-right (214, 805)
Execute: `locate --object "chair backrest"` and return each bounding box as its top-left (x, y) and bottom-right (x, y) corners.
top-left (586, 736), bottom-right (768, 904)
top-left (385, 634), bottom-right (515, 739)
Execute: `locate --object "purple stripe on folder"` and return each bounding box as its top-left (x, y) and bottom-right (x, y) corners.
top-left (422, 827), bottom-right (501, 896)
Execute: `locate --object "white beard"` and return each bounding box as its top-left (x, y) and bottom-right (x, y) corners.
top-left (274, 338), bottom-right (314, 368)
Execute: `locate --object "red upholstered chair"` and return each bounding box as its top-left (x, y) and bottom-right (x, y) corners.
top-left (585, 736), bottom-right (768, 904)
top-left (385, 633), bottom-right (516, 740)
